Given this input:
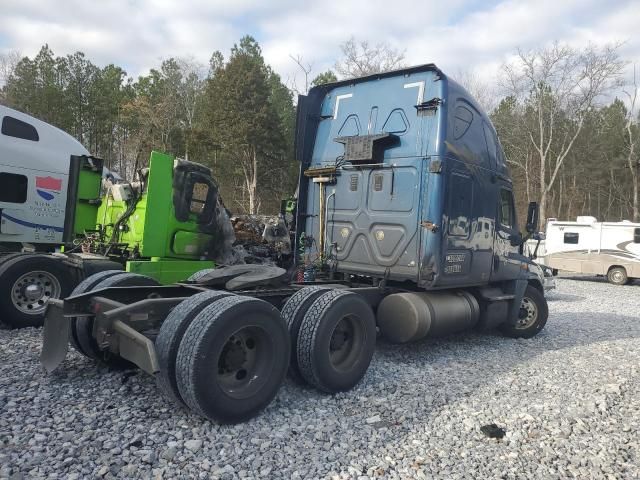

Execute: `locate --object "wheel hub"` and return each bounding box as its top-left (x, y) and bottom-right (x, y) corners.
top-left (328, 315), bottom-right (362, 370)
top-left (215, 325), bottom-right (272, 400)
top-left (11, 271), bottom-right (61, 315)
top-left (24, 283), bottom-right (44, 301)
top-left (516, 297), bottom-right (538, 329)
top-left (330, 325), bottom-right (350, 351)
top-left (219, 336), bottom-right (248, 373)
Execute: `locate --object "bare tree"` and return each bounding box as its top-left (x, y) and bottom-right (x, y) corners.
top-left (453, 68), bottom-right (496, 113)
top-left (501, 42), bottom-right (625, 223)
top-left (622, 64), bottom-right (639, 221)
top-left (176, 57), bottom-right (206, 160)
top-left (289, 54), bottom-right (313, 96)
top-left (0, 50), bottom-right (21, 102)
top-left (335, 37), bottom-right (406, 79)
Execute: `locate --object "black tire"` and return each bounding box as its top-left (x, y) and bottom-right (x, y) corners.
top-left (68, 270), bottom-right (124, 355)
top-left (186, 268), bottom-right (216, 282)
top-left (175, 295), bottom-right (289, 424)
top-left (607, 266), bottom-right (628, 286)
top-left (0, 252), bottom-right (29, 265)
top-left (296, 290), bottom-right (376, 393)
top-left (500, 285), bottom-right (549, 339)
top-left (0, 254), bottom-right (74, 328)
top-left (155, 290), bottom-right (234, 406)
top-left (280, 286), bottom-right (330, 384)
top-left (74, 273), bottom-right (160, 365)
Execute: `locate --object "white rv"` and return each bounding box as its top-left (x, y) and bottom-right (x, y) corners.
top-left (0, 105), bottom-right (90, 247)
top-left (543, 216), bottom-right (640, 285)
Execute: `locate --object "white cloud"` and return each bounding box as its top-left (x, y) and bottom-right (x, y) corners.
top-left (1, 0), bottom-right (638, 90)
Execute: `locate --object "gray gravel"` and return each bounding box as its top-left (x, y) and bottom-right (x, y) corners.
top-left (1, 277), bottom-right (639, 479)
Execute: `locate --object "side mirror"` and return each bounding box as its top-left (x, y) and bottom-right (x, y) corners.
top-left (533, 232), bottom-right (545, 241)
top-left (526, 202), bottom-right (539, 234)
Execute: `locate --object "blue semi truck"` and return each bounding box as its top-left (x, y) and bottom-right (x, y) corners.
top-left (42, 64), bottom-right (549, 423)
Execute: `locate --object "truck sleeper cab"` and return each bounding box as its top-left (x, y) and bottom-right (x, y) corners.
top-left (295, 63), bottom-right (547, 340)
top-left (41, 64), bottom-right (549, 424)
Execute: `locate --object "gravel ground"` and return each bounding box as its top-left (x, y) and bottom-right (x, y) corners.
top-left (1, 277), bottom-right (639, 479)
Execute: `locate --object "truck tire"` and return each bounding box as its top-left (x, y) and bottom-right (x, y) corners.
top-left (74, 273), bottom-right (160, 365)
top-left (500, 285), bottom-right (548, 339)
top-left (280, 286), bottom-right (330, 384)
top-left (607, 266), bottom-right (628, 286)
top-left (296, 290), bottom-right (376, 393)
top-left (186, 268), bottom-right (216, 282)
top-left (0, 252), bottom-right (29, 266)
top-left (0, 254), bottom-right (74, 328)
top-left (175, 295), bottom-right (289, 423)
top-left (156, 290), bottom-right (234, 406)
top-left (68, 270), bottom-right (124, 355)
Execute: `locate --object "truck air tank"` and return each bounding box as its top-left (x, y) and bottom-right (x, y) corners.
top-left (376, 291), bottom-right (480, 343)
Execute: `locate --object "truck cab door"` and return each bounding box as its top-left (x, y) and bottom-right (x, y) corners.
top-left (491, 187), bottom-right (521, 282)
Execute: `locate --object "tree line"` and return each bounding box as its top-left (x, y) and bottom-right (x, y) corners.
top-left (0, 36), bottom-right (298, 214)
top-left (1, 38), bottom-right (639, 223)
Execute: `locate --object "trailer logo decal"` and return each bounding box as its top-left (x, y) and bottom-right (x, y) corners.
top-left (36, 176), bottom-right (62, 201)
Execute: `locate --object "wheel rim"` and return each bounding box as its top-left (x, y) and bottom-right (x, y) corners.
top-left (11, 270), bottom-right (61, 315)
top-left (516, 297), bottom-right (538, 329)
top-left (611, 270), bottom-right (624, 283)
top-left (216, 325), bottom-right (274, 400)
top-left (329, 315), bottom-right (364, 372)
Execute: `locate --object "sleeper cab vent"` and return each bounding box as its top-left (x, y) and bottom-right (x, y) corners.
top-left (373, 174), bottom-right (383, 191)
top-left (350, 175), bottom-right (359, 191)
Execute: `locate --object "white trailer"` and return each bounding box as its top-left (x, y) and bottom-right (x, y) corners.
top-left (543, 216), bottom-right (640, 285)
top-left (0, 105), bottom-right (90, 247)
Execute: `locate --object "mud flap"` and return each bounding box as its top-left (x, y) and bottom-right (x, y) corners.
top-left (40, 300), bottom-right (70, 373)
top-left (507, 278), bottom-right (528, 326)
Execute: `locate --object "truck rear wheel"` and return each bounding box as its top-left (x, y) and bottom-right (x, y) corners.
top-left (296, 290), bottom-right (376, 393)
top-left (607, 266), bottom-right (629, 286)
top-left (155, 290), bottom-right (234, 406)
top-left (0, 254), bottom-right (74, 328)
top-left (280, 286), bottom-right (330, 384)
top-left (175, 296), bottom-right (289, 423)
top-left (68, 270), bottom-right (124, 355)
top-left (74, 272), bottom-right (160, 365)
top-left (500, 285), bottom-right (548, 339)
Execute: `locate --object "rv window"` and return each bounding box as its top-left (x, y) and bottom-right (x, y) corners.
top-left (0, 172), bottom-right (28, 203)
top-left (564, 232), bottom-right (579, 244)
top-left (499, 189), bottom-right (515, 228)
top-left (1, 116), bottom-right (39, 141)
top-left (634, 228), bottom-right (640, 244)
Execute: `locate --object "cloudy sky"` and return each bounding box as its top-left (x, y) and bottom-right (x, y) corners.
top-left (1, 0), bottom-right (639, 87)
